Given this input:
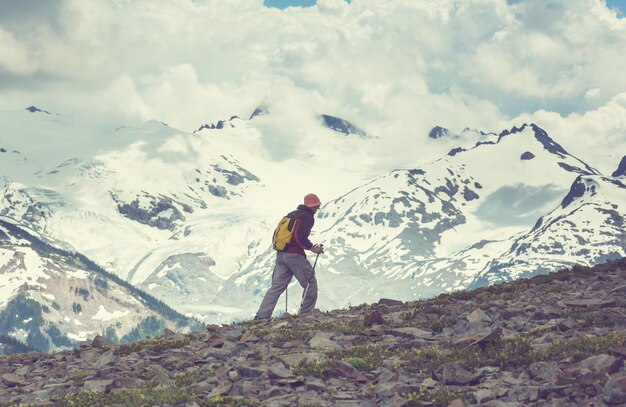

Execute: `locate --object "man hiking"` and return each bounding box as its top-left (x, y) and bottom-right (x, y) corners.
top-left (254, 193), bottom-right (325, 320)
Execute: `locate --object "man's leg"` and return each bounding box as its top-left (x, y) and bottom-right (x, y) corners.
top-left (255, 252), bottom-right (293, 319)
top-left (283, 253), bottom-right (318, 314)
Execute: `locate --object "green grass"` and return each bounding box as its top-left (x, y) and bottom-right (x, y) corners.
top-left (115, 336), bottom-right (190, 356)
top-left (56, 388), bottom-right (259, 407)
top-left (403, 388), bottom-right (465, 407)
top-left (399, 332), bottom-right (625, 373)
top-left (253, 318), bottom-right (365, 346)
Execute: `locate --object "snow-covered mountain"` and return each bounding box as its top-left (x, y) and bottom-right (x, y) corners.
top-left (0, 218), bottom-right (201, 352)
top-left (1, 105), bottom-right (624, 328)
top-left (214, 124), bottom-right (624, 319)
top-left (0, 105), bottom-right (376, 324)
top-left (469, 171), bottom-right (626, 288)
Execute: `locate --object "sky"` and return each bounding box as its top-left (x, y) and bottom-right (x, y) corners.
top-left (0, 0), bottom-right (625, 173)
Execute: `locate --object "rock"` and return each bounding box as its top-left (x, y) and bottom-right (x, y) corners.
top-left (434, 363), bottom-right (481, 385)
top-left (223, 327), bottom-right (244, 341)
top-left (421, 377), bottom-right (437, 388)
top-left (528, 361), bottom-right (564, 383)
top-left (374, 368), bottom-right (399, 384)
top-left (602, 373), bottom-right (626, 405)
top-left (362, 325), bottom-right (385, 336)
top-left (469, 326), bottom-right (502, 348)
top-left (278, 353), bottom-right (326, 367)
top-left (467, 308), bottom-right (492, 325)
top-left (579, 354), bottom-right (623, 374)
top-left (323, 361), bottom-right (359, 379)
top-left (309, 334), bottom-right (342, 351)
top-left (375, 381), bottom-right (403, 398)
top-left (447, 400), bottom-right (466, 407)
top-left (239, 331), bottom-right (260, 343)
top-left (268, 363), bottom-right (295, 380)
top-left (387, 327), bottom-right (433, 339)
top-left (83, 380), bottom-right (114, 393)
top-left (610, 347), bottom-right (626, 358)
top-left (237, 366), bottom-right (264, 378)
top-left (564, 298), bottom-right (617, 308)
top-left (94, 350), bottom-right (116, 369)
top-left (305, 378), bottom-right (326, 391)
top-left (1, 374), bottom-right (26, 387)
top-left (90, 335), bottom-right (110, 349)
top-left (209, 381), bottom-right (233, 397)
top-left (363, 310), bottom-right (385, 327)
top-left (206, 334), bottom-right (226, 348)
top-left (378, 298), bottom-right (404, 306)
top-left (474, 388), bottom-right (495, 404)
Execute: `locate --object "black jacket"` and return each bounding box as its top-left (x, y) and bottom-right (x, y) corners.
top-left (285, 204), bottom-right (315, 255)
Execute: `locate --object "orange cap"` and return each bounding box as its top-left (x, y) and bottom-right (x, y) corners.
top-left (304, 193), bottom-right (321, 208)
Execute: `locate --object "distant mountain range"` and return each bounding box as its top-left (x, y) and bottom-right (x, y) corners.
top-left (0, 105), bottom-right (624, 349)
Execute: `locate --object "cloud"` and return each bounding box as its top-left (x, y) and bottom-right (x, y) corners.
top-left (0, 0), bottom-right (624, 171)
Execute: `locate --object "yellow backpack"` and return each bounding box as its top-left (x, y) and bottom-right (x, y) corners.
top-left (272, 213), bottom-right (297, 251)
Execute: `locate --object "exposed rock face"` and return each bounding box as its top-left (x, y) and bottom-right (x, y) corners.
top-left (0, 259), bottom-right (624, 405)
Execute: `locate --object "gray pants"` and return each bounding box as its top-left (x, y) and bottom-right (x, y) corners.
top-left (255, 251), bottom-right (318, 319)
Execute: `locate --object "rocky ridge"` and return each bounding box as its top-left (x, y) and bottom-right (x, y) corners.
top-left (1, 259), bottom-right (625, 406)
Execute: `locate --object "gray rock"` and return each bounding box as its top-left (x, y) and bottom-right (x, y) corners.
top-left (323, 361), bottom-right (359, 379)
top-left (434, 363), bottom-right (481, 385)
top-left (528, 361), bottom-right (563, 383)
top-left (309, 332), bottom-right (342, 351)
top-left (579, 354), bottom-right (623, 374)
top-left (602, 373), bottom-right (626, 405)
top-left (94, 350), bottom-right (116, 369)
top-left (83, 380), bottom-right (114, 393)
top-left (387, 327), bottom-right (433, 339)
top-left (467, 308), bottom-right (492, 325)
top-left (1, 374), bottom-right (26, 387)
top-left (363, 310), bottom-right (385, 327)
top-left (278, 353), bottom-right (326, 367)
top-left (268, 363), bottom-right (295, 380)
top-left (237, 365), bottom-right (264, 378)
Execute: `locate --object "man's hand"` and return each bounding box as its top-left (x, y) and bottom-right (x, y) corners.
top-left (311, 244), bottom-right (325, 254)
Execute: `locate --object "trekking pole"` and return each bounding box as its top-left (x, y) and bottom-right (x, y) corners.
top-left (300, 247), bottom-right (323, 311)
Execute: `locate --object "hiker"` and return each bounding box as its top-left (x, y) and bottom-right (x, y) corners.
top-left (254, 193), bottom-right (325, 320)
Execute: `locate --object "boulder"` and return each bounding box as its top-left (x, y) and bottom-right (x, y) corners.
top-left (1, 374), bottom-right (26, 387)
top-left (83, 380), bottom-right (114, 393)
top-left (467, 308), bottom-right (492, 325)
top-left (602, 373), bottom-right (626, 405)
top-left (323, 361), bottom-right (359, 379)
top-left (309, 332), bottom-right (342, 351)
top-left (378, 298), bottom-right (404, 307)
top-left (278, 353), bottom-right (326, 367)
top-left (434, 363), bottom-right (481, 385)
top-left (363, 310), bottom-right (385, 327)
top-left (579, 354), bottom-right (623, 374)
top-left (268, 363), bottom-right (295, 380)
top-left (386, 327), bottom-right (433, 339)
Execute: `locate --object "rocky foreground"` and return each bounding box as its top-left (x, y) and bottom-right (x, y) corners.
top-left (1, 259), bottom-right (626, 406)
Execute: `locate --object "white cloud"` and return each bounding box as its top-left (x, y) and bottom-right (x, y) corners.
top-left (515, 92), bottom-right (626, 175)
top-left (0, 27), bottom-right (35, 74)
top-left (0, 0), bottom-right (623, 170)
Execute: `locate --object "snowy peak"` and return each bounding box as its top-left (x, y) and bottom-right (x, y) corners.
top-left (194, 116), bottom-right (240, 132)
top-left (428, 126), bottom-right (450, 139)
top-left (612, 156), bottom-right (626, 177)
top-left (249, 105), bottom-right (268, 120)
top-left (25, 106), bottom-right (52, 115)
top-left (319, 114), bottom-right (367, 137)
top-left (560, 173), bottom-right (626, 210)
